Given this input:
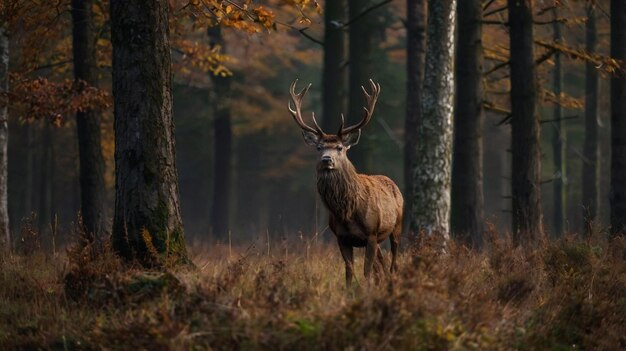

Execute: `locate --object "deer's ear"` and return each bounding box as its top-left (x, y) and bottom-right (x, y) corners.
top-left (302, 130), bottom-right (321, 146)
top-left (341, 130), bottom-right (361, 148)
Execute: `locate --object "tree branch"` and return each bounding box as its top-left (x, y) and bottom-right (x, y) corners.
top-left (484, 5), bottom-right (507, 17)
top-left (339, 0), bottom-right (393, 29)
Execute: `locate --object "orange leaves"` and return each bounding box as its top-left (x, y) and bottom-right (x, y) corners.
top-left (179, 0), bottom-right (277, 34)
top-left (5, 74), bottom-right (111, 125)
top-left (252, 6), bottom-right (275, 30)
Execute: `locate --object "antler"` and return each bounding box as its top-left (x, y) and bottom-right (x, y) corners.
top-left (338, 79), bottom-right (381, 136)
top-left (288, 80), bottom-right (324, 135)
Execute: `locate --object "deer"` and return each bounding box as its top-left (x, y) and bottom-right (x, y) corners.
top-left (288, 79), bottom-right (403, 287)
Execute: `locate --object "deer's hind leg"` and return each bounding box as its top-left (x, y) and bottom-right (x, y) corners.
top-left (364, 236), bottom-right (379, 282)
top-left (390, 221), bottom-right (401, 273)
top-left (338, 239), bottom-right (354, 288)
top-left (372, 246), bottom-right (388, 284)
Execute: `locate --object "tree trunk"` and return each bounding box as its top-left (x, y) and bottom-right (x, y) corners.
top-left (348, 0), bottom-right (375, 172)
top-left (322, 0), bottom-right (346, 132)
top-left (583, 3), bottom-right (599, 236)
top-left (451, 0), bottom-right (483, 247)
top-left (509, 0), bottom-right (542, 243)
top-left (404, 0), bottom-right (427, 235)
top-left (38, 123), bottom-right (53, 241)
top-left (551, 8), bottom-right (566, 237)
top-left (71, 0), bottom-right (107, 240)
top-left (0, 24), bottom-right (9, 250)
top-left (110, 0), bottom-right (188, 266)
top-left (23, 124), bottom-right (33, 217)
top-left (410, 0), bottom-right (455, 236)
top-left (610, 0), bottom-right (626, 236)
top-left (207, 26), bottom-right (232, 241)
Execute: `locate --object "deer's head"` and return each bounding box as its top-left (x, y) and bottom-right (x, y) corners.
top-left (288, 79), bottom-right (381, 172)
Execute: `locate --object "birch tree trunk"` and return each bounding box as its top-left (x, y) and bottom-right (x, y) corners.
top-left (451, 0), bottom-right (483, 247)
top-left (110, 0), bottom-right (188, 266)
top-left (71, 0), bottom-right (107, 240)
top-left (410, 0), bottom-right (455, 237)
top-left (509, 0), bottom-right (543, 243)
top-left (610, 0), bottom-right (626, 236)
top-left (583, 3), bottom-right (599, 236)
top-left (404, 0), bottom-right (426, 235)
top-left (322, 0), bottom-right (346, 132)
top-left (0, 24), bottom-right (9, 250)
top-left (551, 8), bottom-right (566, 237)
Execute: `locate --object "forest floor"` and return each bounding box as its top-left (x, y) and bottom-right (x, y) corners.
top-left (1, 228), bottom-right (625, 350)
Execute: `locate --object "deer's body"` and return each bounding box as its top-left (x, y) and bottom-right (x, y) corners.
top-left (288, 80), bottom-right (403, 286)
top-left (319, 169), bottom-right (402, 246)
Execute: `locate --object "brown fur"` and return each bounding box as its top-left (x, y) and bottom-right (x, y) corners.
top-left (288, 79), bottom-right (402, 287)
top-left (315, 137), bottom-right (403, 287)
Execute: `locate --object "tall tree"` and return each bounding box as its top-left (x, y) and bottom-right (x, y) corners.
top-left (322, 0), bottom-right (346, 132)
top-left (37, 123), bottom-right (53, 240)
top-left (410, 0), bottom-right (455, 236)
top-left (583, 2), bottom-right (599, 235)
top-left (0, 21), bottom-right (8, 249)
top-left (207, 26), bottom-right (232, 241)
top-left (71, 0), bottom-right (106, 240)
top-left (451, 0), bottom-right (483, 247)
top-left (509, 0), bottom-right (542, 243)
top-left (348, 0), bottom-right (375, 172)
top-left (610, 0), bottom-right (626, 236)
top-left (110, 0), bottom-right (188, 265)
top-left (404, 0), bottom-right (426, 234)
top-left (551, 7), bottom-right (566, 237)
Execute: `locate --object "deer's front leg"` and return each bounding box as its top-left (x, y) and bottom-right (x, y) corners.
top-left (364, 235), bottom-right (378, 280)
top-left (338, 239), bottom-right (354, 288)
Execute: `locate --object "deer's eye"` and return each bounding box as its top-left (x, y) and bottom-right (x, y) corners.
top-left (316, 145), bottom-right (322, 151)
top-left (337, 145), bottom-right (343, 151)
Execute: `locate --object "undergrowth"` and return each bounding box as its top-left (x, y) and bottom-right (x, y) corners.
top-left (0, 229), bottom-right (625, 350)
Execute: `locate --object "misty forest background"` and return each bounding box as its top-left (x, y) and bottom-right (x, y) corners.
top-left (0, 0), bottom-right (624, 252)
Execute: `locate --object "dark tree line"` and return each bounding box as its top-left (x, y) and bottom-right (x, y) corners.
top-left (71, 0), bottom-right (107, 241)
top-left (4, 0), bottom-right (626, 265)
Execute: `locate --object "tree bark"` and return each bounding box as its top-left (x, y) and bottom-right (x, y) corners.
top-left (583, 3), bottom-right (599, 236)
top-left (348, 0), bottom-right (375, 172)
top-left (410, 0), bottom-right (455, 236)
top-left (508, 0), bottom-right (542, 244)
top-left (71, 0), bottom-right (107, 240)
top-left (38, 123), bottom-right (53, 241)
top-left (551, 7), bottom-right (566, 237)
top-left (207, 26), bottom-right (232, 241)
top-left (451, 0), bottom-right (483, 247)
top-left (0, 24), bottom-right (8, 250)
top-left (110, 0), bottom-right (188, 266)
top-left (23, 124), bottom-right (33, 217)
top-left (404, 0), bottom-right (426, 235)
top-left (610, 0), bottom-right (626, 236)
top-left (322, 0), bottom-right (346, 132)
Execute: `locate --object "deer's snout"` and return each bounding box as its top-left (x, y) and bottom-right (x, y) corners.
top-left (320, 155), bottom-right (334, 168)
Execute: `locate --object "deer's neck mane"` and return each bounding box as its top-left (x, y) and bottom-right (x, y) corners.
top-left (316, 161), bottom-right (360, 222)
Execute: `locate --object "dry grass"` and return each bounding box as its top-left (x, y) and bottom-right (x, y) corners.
top-left (1, 229), bottom-right (625, 350)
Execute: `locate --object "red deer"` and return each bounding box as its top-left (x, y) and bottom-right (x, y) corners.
top-left (288, 79), bottom-right (403, 287)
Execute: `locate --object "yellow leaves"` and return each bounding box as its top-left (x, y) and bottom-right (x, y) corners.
top-left (541, 89), bottom-right (584, 110)
top-left (141, 228), bottom-right (159, 261)
top-left (172, 38), bottom-right (232, 82)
